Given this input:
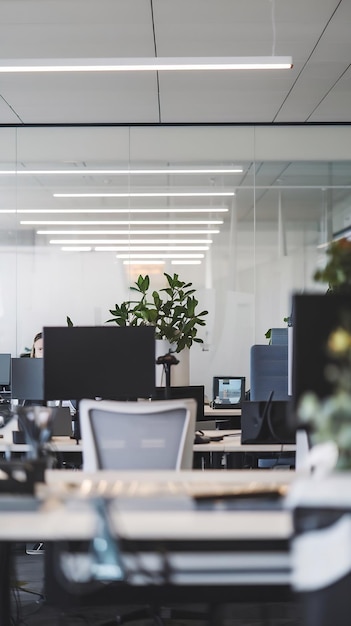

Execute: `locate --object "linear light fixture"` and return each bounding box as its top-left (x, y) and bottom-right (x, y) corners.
top-left (47, 239), bottom-right (213, 245)
top-left (123, 260), bottom-right (165, 265)
top-left (22, 219), bottom-right (223, 225)
top-left (0, 57), bottom-right (293, 73)
top-left (0, 167), bottom-right (243, 175)
top-left (19, 207), bottom-right (229, 214)
top-left (37, 229), bottom-right (219, 235)
top-left (93, 246), bottom-right (209, 252)
top-left (61, 246), bottom-right (92, 252)
top-left (171, 260), bottom-right (202, 265)
top-left (116, 253), bottom-right (204, 259)
top-left (122, 259), bottom-right (202, 266)
top-left (53, 191), bottom-right (235, 198)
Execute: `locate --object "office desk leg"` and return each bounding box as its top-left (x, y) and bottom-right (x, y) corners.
top-left (0, 543), bottom-right (11, 626)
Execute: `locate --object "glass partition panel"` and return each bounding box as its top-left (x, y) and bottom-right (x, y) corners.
top-left (1, 124), bottom-right (350, 400)
top-left (0, 128), bottom-right (19, 354)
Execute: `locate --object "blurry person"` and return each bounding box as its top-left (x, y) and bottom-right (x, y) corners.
top-left (30, 332), bottom-right (43, 358)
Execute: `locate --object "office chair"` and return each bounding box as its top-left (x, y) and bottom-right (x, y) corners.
top-left (250, 344), bottom-right (289, 402)
top-left (53, 398), bottom-right (212, 626)
top-left (79, 397), bottom-right (196, 471)
top-left (248, 345), bottom-right (294, 469)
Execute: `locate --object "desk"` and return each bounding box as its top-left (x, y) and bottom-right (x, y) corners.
top-left (0, 432), bottom-right (295, 453)
top-left (0, 469), bottom-right (296, 625)
top-left (203, 405), bottom-right (241, 429)
top-left (204, 406), bottom-right (241, 418)
top-left (0, 431), bottom-right (296, 472)
top-left (193, 430), bottom-right (296, 469)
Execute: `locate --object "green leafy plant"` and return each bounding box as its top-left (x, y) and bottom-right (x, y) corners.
top-left (298, 319), bottom-right (351, 469)
top-left (314, 237), bottom-right (351, 293)
top-left (265, 316), bottom-right (291, 342)
top-left (106, 272), bottom-right (208, 353)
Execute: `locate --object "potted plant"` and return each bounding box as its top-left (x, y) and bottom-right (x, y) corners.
top-left (297, 238), bottom-right (351, 469)
top-left (106, 272), bottom-right (208, 353)
top-left (314, 237), bottom-right (351, 294)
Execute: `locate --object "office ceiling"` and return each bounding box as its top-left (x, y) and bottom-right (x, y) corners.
top-left (0, 0), bottom-right (349, 125)
top-left (0, 0), bottom-right (350, 259)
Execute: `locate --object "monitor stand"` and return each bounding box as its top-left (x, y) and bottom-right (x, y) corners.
top-left (71, 401), bottom-right (80, 443)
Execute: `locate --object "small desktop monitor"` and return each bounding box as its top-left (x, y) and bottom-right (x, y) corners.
top-left (212, 376), bottom-right (245, 408)
top-left (152, 385), bottom-right (205, 423)
top-left (11, 358), bottom-right (44, 401)
top-left (43, 326), bottom-right (156, 402)
top-left (0, 354), bottom-right (11, 387)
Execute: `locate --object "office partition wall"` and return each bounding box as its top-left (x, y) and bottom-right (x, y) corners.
top-left (0, 124), bottom-right (350, 399)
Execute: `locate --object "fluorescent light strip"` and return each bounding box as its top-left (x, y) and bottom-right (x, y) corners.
top-left (18, 207), bottom-right (228, 214)
top-left (54, 191), bottom-right (235, 198)
top-left (50, 237), bottom-right (212, 244)
top-left (123, 260), bottom-right (165, 265)
top-left (93, 246), bottom-right (209, 252)
top-left (48, 238), bottom-right (213, 245)
top-left (116, 253), bottom-right (204, 259)
top-left (38, 234), bottom-right (213, 243)
top-left (171, 260), bottom-right (202, 265)
top-left (22, 220), bottom-right (223, 225)
top-left (0, 167), bottom-right (243, 175)
top-left (37, 229), bottom-right (220, 235)
top-left (49, 239), bottom-right (212, 250)
top-left (61, 246), bottom-right (92, 252)
top-left (0, 57), bottom-right (293, 72)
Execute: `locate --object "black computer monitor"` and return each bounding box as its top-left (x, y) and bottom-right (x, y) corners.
top-left (43, 326), bottom-right (156, 402)
top-left (292, 293), bottom-right (351, 422)
top-left (152, 385), bottom-right (205, 423)
top-left (212, 376), bottom-right (245, 407)
top-left (0, 354), bottom-right (11, 387)
top-left (11, 358), bottom-right (44, 401)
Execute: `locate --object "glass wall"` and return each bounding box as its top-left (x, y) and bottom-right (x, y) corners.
top-left (1, 124), bottom-right (351, 399)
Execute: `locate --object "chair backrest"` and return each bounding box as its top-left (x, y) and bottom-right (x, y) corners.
top-left (79, 397), bottom-right (197, 471)
top-left (270, 328), bottom-right (288, 345)
top-left (250, 344), bottom-right (289, 401)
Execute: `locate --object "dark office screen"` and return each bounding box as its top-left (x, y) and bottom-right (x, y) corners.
top-left (43, 326), bottom-right (156, 401)
top-left (11, 358), bottom-right (44, 400)
top-left (0, 354), bottom-right (11, 386)
top-left (292, 293), bottom-right (351, 414)
top-left (152, 385), bottom-right (205, 422)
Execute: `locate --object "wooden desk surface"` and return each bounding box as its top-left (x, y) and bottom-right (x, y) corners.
top-left (0, 431), bottom-right (296, 455)
top-left (0, 468), bottom-right (293, 544)
top-left (0, 468), bottom-right (295, 591)
top-left (194, 430), bottom-right (296, 453)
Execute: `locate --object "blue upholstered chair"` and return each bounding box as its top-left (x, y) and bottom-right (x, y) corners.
top-left (250, 344), bottom-right (289, 402)
top-left (248, 344), bottom-right (293, 468)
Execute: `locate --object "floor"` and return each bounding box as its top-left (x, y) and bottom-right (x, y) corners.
top-left (10, 544), bottom-right (304, 626)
